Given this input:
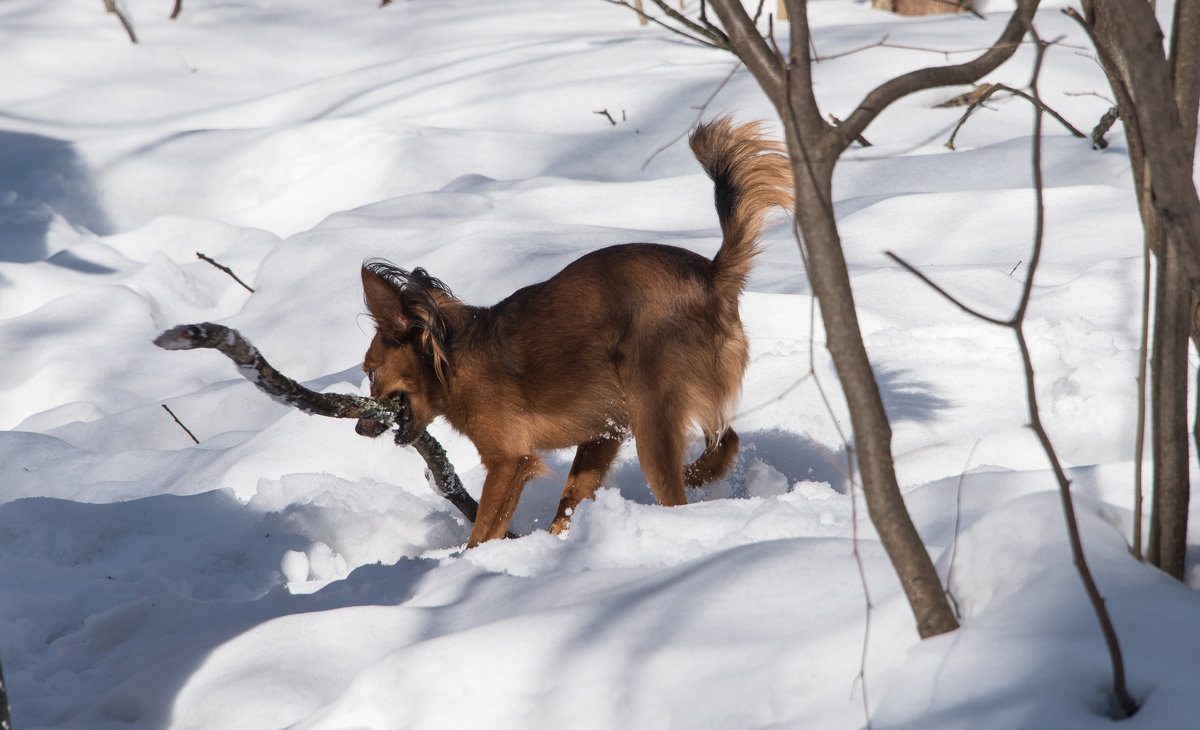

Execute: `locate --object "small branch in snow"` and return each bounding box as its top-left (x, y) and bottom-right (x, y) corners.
top-left (153, 323), bottom-right (500, 534)
top-left (594, 109), bottom-right (618, 126)
top-left (943, 439), bottom-right (980, 621)
top-left (170, 0), bottom-right (182, 20)
top-left (102, 0), bottom-right (138, 44)
top-left (161, 404), bottom-right (199, 444)
top-left (197, 252), bottom-right (255, 293)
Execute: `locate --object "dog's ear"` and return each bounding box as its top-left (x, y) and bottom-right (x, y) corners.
top-left (362, 267), bottom-right (407, 331)
top-left (361, 265), bottom-right (453, 385)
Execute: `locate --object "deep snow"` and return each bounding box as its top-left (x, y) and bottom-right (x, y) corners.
top-left (1, 0), bottom-right (1198, 728)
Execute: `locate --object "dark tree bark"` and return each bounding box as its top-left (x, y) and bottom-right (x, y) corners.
top-left (153, 323), bottom-right (495, 530)
top-left (1150, 241), bottom-right (1190, 579)
top-left (1072, 0), bottom-right (1200, 580)
top-left (705, 0), bottom-right (1037, 639)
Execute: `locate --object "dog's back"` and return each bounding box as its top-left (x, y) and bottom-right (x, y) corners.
top-left (358, 117), bottom-right (793, 546)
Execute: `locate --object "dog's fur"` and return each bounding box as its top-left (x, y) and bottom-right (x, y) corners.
top-left (357, 117), bottom-right (793, 547)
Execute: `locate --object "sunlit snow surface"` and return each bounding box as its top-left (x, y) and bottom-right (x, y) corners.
top-left (1, 1), bottom-right (1197, 728)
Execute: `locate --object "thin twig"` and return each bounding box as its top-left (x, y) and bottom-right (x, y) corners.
top-left (162, 404), bottom-right (199, 444)
top-left (102, 0), bottom-right (138, 44)
top-left (1064, 89), bottom-right (1117, 105)
top-left (601, 0), bottom-right (728, 48)
top-left (944, 439), bottom-right (980, 620)
top-left (848, 461), bottom-right (873, 730)
top-left (814, 36), bottom-right (1053, 64)
top-left (886, 252), bottom-right (1011, 326)
top-left (197, 252), bottom-right (255, 293)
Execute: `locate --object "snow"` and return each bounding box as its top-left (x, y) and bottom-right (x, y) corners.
top-left (1, 0), bottom-right (1197, 727)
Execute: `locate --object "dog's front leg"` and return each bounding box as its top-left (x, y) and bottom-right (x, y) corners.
top-left (467, 454), bottom-right (543, 548)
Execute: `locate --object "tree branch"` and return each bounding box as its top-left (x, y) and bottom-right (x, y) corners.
top-left (197, 252), bottom-right (255, 293)
top-left (943, 81), bottom-right (1086, 150)
top-left (153, 322), bottom-right (496, 532)
top-left (837, 0), bottom-right (1038, 150)
top-left (601, 0), bottom-right (729, 49)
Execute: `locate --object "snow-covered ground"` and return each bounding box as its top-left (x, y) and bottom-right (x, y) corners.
top-left (1, 0), bottom-right (1197, 727)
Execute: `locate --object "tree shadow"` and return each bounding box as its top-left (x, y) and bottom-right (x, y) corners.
top-left (874, 366), bottom-right (951, 425)
top-left (0, 131), bottom-right (112, 263)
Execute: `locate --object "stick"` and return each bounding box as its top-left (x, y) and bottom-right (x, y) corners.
top-left (102, 0), bottom-right (138, 44)
top-left (197, 252), bottom-right (255, 293)
top-left (153, 323), bottom-right (494, 531)
top-left (161, 404), bottom-right (199, 444)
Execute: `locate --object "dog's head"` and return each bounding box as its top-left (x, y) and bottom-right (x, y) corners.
top-left (357, 260), bottom-right (456, 445)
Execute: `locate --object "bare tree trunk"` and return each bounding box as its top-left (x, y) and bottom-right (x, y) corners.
top-left (1150, 241), bottom-right (1190, 578)
top-left (1073, 0), bottom-right (1200, 580)
top-left (705, 0), bottom-right (1037, 638)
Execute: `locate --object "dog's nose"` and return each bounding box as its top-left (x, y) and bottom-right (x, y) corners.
top-left (355, 419), bottom-right (388, 438)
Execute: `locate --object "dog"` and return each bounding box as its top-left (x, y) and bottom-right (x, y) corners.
top-left (356, 117), bottom-right (793, 547)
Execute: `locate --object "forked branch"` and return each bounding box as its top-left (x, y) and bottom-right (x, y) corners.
top-left (944, 81), bottom-right (1086, 150)
top-left (154, 323), bottom-right (491, 529)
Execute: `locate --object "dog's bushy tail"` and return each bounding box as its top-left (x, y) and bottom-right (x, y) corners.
top-left (689, 117), bottom-right (793, 300)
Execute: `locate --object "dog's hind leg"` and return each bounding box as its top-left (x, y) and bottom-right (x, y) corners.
top-left (628, 402), bottom-right (690, 509)
top-left (468, 454), bottom-right (543, 548)
top-left (684, 428), bottom-right (740, 488)
top-left (549, 436), bottom-right (624, 535)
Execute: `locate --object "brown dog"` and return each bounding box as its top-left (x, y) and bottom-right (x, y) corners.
top-left (357, 117), bottom-right (793, 547)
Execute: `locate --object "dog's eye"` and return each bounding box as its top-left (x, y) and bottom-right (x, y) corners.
top-left (366, 368), bottom-right (376, 386)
